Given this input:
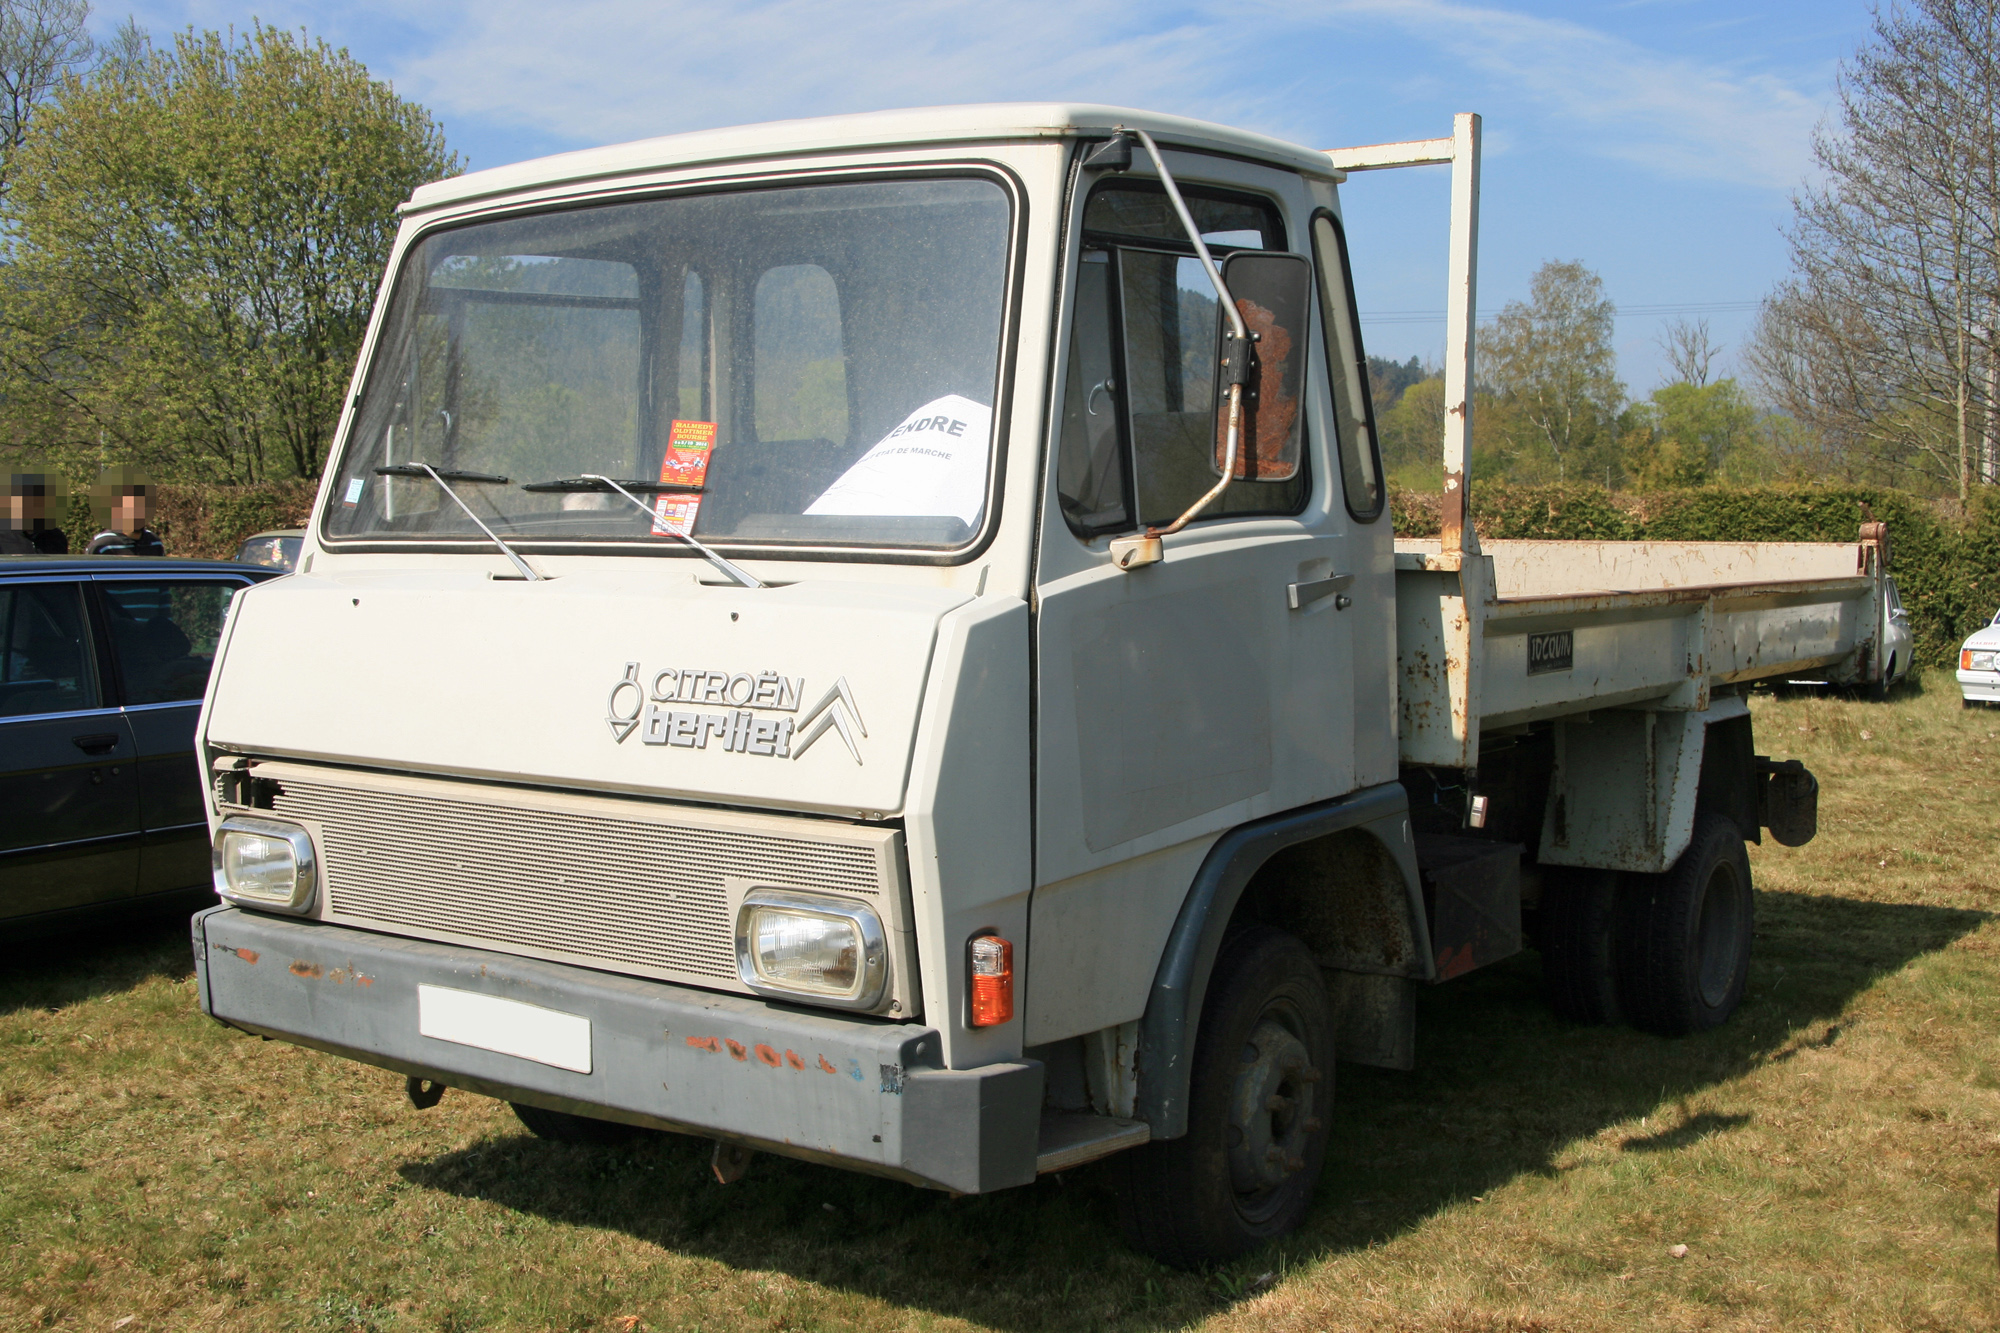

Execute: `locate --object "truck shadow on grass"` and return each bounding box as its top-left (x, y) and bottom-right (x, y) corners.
top-left (397, 888), bottom-right (1986, 1331)
top-left (0, 914), bottom-right (194, 1017)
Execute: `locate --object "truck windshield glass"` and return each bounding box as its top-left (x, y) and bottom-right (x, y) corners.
top-left (324, 176), bottom-right (1013, 552)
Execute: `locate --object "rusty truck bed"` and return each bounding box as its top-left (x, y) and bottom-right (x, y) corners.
top-left (1393, 538), bottom-right (1886, 768)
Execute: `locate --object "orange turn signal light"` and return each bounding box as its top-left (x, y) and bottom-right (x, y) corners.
top-left (969, 935), bottom-right (1013, 1027)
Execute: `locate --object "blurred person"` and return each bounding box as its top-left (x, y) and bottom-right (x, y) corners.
top-left (0, 469), bottom-right (72, 555)
top-left (86, 469), bottom-right (165, 556)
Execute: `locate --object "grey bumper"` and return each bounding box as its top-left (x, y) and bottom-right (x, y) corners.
top-left (192, 907), bottom-right (1041, 1194)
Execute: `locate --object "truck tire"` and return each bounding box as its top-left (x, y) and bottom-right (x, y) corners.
top-left (510, 1101), bottom-right (645, 1146)
top-left (1539, 867), bottom-right (1622, 1025)
top-left (1615, 813), bottom-right (1753, 1036)
top-left (1114, 926), bottom-right (1332, 1268)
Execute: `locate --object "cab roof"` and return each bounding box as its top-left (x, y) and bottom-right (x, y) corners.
top-left (404, 103), bottom-right (1340, 216)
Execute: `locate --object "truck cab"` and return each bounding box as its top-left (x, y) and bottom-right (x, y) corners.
top-left (193, 105), bottom-right (1834, 1267)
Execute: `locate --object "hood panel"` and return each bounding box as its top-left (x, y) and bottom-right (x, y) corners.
top-left (1965, 623), bottom-right (2000, 652)
top-left (206, 569), bottom-right (965, 816)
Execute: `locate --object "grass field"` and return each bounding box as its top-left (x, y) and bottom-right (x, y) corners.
top-left (4, 672), bottom-right (1999, 1332)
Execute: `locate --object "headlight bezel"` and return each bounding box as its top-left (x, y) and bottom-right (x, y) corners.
top-left (1965, 648), bottom-right (1998, 673)
top-left (212, 815), bottom-right (318, 914)
top-left (734, 888), bottom-right (889, 1012)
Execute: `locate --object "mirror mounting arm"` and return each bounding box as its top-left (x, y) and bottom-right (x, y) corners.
top-left (1105, 129), bottom-right (1252, 569)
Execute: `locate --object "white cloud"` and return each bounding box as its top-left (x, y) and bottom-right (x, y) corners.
top-left (1315, 0), bottom-right (1824, 189)
top-left (273, 0), bottom-right (1823, 192)
top-left (381, 0), bottom-right (1253, 146)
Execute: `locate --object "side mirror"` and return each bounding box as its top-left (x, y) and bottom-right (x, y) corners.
top-left (1212, 251), bottom-right (1311, 483)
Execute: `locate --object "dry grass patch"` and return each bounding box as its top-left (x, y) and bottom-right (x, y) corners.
top-left (4, 672), bottom-right (1999, 1330)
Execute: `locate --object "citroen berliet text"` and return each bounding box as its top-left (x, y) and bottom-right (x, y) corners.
top-left (192, 106), bottom-right (1883, 1265)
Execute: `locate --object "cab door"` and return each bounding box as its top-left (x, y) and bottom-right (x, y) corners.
top-left (1026, 152), bottom-right (1381, 1043)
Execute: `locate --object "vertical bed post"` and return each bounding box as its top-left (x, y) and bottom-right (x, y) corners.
top-left (1440, 112), bottom-right (1481, 560)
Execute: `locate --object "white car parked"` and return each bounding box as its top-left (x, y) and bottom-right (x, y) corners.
top-left (1961, 608), bottom-right (2000, 707)
top-left (1883, 576), bottom-right (1914, 689)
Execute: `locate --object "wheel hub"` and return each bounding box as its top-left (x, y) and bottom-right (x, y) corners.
top-left (1226, 1016), bottom-right (1319, 1197)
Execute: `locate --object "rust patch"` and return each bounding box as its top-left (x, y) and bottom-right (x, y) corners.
top-left (817, 1055), bottom-right (838, 1075)
top-left (231, 947), bottom-right (259, 965)
top-left (355, 974), bottom-right (373, 987)
top-left (288, 960), bottom-right (322, 979)
top-left (785, 1049), bottom-right (805, 1071)
top-left (754, 1043), bottom-right (783, 1068)
top-left (1435, 943), bottom-right (1478, 980)
top-left (1439, 468), bottom-right (1467, 554)
top-left (724, 1039), bottom-right (747, 1061)
top-left (327, 968), bottom-right (349, 985)
top-left (686, 1036), bottom-right (722, 1054)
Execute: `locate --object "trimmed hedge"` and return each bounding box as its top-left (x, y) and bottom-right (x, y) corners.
top-left (1391, 483), bottom-right (2000, 667)
top-left (57, 480), bottom-right (317, 561)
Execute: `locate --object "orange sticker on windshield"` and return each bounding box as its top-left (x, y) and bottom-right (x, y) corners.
top-left (661, 420), bottom-right (716, 487)
top-left (652, 494), bottom-right (701, 537)
top-left (652, 419), bottom-right (715, 536)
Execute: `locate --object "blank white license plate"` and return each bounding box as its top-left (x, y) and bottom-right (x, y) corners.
top-left (417, 984), bottom-right (592, 1073)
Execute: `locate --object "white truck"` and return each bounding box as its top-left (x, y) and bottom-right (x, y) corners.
top-left (191, 105), bottom-right (1882, 1266)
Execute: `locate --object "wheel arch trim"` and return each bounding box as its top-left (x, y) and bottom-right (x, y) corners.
top-left (1134, 781), bottom-right (1428, 1139)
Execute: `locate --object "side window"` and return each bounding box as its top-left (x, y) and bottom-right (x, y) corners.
top-left (0, 582), bottom-right (99, 717)
top-left (1310, 212), bottom-right (1385, 521)
top-left (754, 264), bottom-right (849, 444)
top-left (1121, 248), bottom-right (1224, 525)
top-left (1056, 251), bottom-right (1130, 534)
top-left (1056, 180), bottom-right (1307, 539)
top-left (100, 582), bottom-right (236, 706)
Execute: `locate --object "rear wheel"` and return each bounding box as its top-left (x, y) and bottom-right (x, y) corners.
top-left (1114, 927), bottom-right (1333, 1268)
top-left (1539, 867), bottom-right (1622, 1025)
top-left (1616, 813), bottom-right (1754, 1036)
top-left (510, 1101), bottom-right (646, 1145)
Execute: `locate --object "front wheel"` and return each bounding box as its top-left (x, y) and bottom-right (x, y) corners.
top-left (1616, 813), bottom-right (1754, 1036)
top-left (1114, 927), bottom-right (1333, 1268)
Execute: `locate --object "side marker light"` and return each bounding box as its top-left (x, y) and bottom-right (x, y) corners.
top-left (969, 935), bottom-right (1013, 1027)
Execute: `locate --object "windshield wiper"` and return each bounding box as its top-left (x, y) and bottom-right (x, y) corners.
top-left (574, 473), bottom-right (763, 590)
top-left (374, 462), bottom-right (544, 582)
top-left (375, 464), bottom-right (511, 485)
top-left (522, 476), bottom-right (704, 495)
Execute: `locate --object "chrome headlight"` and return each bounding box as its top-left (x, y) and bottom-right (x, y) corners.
top-left (212, 816), bottom-right (316, 913)
top-left (735, 889), bottom-right (888, 1011)
top-left (1965, 649), bottom-right (1998, 672)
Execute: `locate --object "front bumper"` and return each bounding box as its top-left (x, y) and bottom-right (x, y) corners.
top-left (192, 907), bottom-right (1041, 1193)
top-left (1959, 670), bottom-right (2000, 703)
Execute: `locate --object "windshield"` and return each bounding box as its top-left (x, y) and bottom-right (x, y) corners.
top-left (324, 175), bottom-right (1013, 553)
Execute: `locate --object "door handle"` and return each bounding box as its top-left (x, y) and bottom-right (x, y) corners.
top-left (1287, 572), bottom-right (1354, 611)
top-left (71, 733), bottom-right (120, 755)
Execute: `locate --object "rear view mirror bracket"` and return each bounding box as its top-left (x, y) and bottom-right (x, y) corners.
top-left (1106, 128), bottom-right (1251, 571)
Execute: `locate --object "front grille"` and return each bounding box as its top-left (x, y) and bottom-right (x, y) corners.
top-left (251, 769), bottom-right (888, 991)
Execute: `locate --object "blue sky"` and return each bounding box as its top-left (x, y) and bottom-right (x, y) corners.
top-left (99, 0), bottom-right (1876, 394)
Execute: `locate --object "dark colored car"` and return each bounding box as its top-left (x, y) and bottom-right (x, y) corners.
top-left (1, 556), bottom-right (280, 937)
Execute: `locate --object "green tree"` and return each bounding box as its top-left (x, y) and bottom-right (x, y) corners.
top-left (1747, 0), bottom-right (2000, 499)
top-left (0, 0), bottom-right (92, 198)
top-left (1623, 379), bottom-right (1762, 490)
top-left (0, 24), bottom-right (457, 482)
top-left (1481, 259), bottom-right (1626, 484)
top-left (1376, 373), bottom-right (1509, 489)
